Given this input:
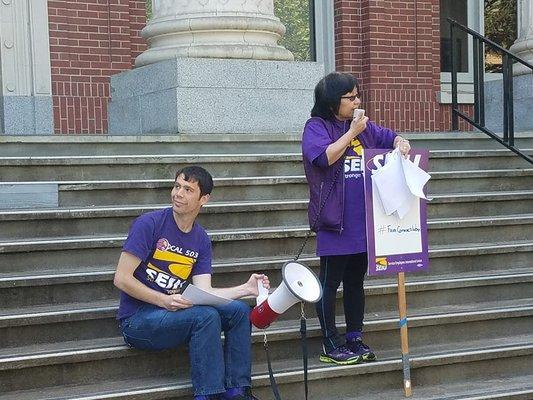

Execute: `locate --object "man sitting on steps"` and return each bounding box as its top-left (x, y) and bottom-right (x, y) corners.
top-left (114, 165), bottom-right (269, 400)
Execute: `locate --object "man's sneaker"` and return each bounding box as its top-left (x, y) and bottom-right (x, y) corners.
top-left (346, 338), bottom-right (377, 362)
top-left (230, 387), bottom-right (260, 400)
top-left (319, 345), bottom-right (362, 365)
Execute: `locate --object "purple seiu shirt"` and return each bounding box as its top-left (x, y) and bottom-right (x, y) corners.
top-left (117, 207), bottom-right (212, 320)
top-left (302, 118), bottom-right (397, 256)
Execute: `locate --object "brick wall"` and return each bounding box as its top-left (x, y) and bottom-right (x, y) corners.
top-left (333, 0), bottom-right (472, 132)
top-left (48, 0), bottom-right (146, 134)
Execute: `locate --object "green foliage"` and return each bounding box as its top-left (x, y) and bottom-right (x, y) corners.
top-left (146, 0), bottom-right (152, 21)
top-left (274, 0), bottom-right (312, 61)
top-left (484, 0), bottom-right (517, 72)
top-left (485, 0), bottom-right (516, 49)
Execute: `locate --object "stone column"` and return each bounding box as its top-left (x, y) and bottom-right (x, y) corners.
top-left (108, 0), bottom-right (324, 135)
top-left (510, 0), bottom-right (533, 75)
top-left (135, 0), bottom-right (294, 67)
top-left (0, 0), bottom-right (53, 134)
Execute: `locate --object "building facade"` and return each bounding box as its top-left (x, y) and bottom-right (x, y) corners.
top-left (0, 0), bottom-right (522, 134)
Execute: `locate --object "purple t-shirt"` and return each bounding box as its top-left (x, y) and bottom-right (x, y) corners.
top-left (302, 118), bottom-right (396, 257)
top-left (117, 207), bottom-right (212, 320)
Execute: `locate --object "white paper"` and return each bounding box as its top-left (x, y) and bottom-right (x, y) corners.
top-left (371, 178), bottom-right (422, 256)
top-left (371, 148), bottom-right (431, 219)
top-left (372, 151), bottom-right (409, 216)
top-left (401, 155), bottom-right (431, 200)
top-left (181, 284), bottom-right (232, 306)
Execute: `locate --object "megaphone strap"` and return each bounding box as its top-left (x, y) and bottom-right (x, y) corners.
top-left (264, 332), bottom-right (283, 400)
top-left (263, 304), bottom-right (310, 400)
top-left (263, 139), bottom-right (344, 400)
top-left (300, 303), bottom-right (309, 400)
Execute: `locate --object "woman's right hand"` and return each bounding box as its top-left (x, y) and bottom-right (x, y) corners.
top-left (349, 115), bottom-right (369, 139)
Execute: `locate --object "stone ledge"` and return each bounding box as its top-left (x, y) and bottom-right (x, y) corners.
top-left (108, 58), bottom-right (324, 135)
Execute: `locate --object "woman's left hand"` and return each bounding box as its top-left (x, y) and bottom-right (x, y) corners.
top-left (396, 138), bottom-right (410, 157)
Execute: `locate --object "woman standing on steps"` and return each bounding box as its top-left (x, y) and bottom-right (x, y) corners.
top-left (301, 72), bottom-right (411, 365)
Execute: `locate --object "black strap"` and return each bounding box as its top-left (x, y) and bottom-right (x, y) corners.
top-left (300, 304), bottom-right (309, 400)
top-left (294, 160), bottom-right (344, 261)
top-left (265, 136), bottom-right (346, 400)
top-left (264, 335), bottom-right (283, 400)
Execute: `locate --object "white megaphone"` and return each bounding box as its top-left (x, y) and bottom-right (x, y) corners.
top-left (250, 261), bottom-right (322, 329)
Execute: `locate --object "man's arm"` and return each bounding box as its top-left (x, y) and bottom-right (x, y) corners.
top-left (113, 251), bottom-right (193, 311)
top-left (192, 273), bottom-right (270, 300)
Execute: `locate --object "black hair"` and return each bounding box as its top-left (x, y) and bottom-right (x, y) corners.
top-left (175, 166), bottom-right (214, 196)
top-left (310, 72), bottom-right (360, 120)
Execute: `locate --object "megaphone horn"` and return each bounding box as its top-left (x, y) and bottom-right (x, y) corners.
top-left (250, 261), bottom-right (322, 329)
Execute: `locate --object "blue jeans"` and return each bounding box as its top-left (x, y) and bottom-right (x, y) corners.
top-left (119, 300), bottom-right (252, 396)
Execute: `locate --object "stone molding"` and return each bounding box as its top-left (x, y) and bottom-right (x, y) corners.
top-left (135, 0), bottom-right (293, 67)
top-left (511, 0), bottom-right (533, 75)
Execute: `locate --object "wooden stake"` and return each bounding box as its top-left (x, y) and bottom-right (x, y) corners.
top-left (397, 272), bottom-right (412, 397)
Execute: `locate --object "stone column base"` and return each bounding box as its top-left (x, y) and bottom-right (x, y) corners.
top-left (484, 73), bottom-right (533, 132)
top-left (0, 96), bottom-right (53, 135)
top-left (108, 58), bottom-right (324, 135)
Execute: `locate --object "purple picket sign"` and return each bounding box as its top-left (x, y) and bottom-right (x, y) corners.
top-left (363, 148), bottom-right (430, 276)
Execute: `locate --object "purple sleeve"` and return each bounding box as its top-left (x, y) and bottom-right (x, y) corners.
top-left (192, 231), bottom-right (212, 276)
top-left (368, 121), bottom-right (397, 149)
top-left (313, 151), bottom-right (329, 167)
top-left (122, 214), bottom-right (156, 262)
top-left (302, 119), bottom-right (332, 167)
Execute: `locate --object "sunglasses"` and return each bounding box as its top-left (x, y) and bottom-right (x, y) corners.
top-left (340, 94), bottom-right (361, 102)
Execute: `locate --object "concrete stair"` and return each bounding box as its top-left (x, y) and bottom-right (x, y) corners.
top-left (0, 132), bottom-right (532, 399)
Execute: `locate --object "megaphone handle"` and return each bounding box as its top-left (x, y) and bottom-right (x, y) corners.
top-left (256, 278), bottom-right (269, 306)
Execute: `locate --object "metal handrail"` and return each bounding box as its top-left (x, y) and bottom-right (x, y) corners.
top-left (448, 18), bottom-right (532, 164)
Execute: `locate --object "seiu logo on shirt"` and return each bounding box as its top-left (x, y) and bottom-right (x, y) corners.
top-left (345, 156), bottom-right (363, 180)
top-left (344, 138), bottom-right (363, 179)
top-left (145, 237), bottom-right (198, 294)
top-left (345, 156), bottom-right (362, 173)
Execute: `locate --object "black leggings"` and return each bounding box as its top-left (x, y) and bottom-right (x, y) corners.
top-left (315, 253), bottom-right (368, 352)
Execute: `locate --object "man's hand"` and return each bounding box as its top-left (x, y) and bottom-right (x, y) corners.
top-left (244, 273), bottom-right (270, 297)
top-left (160, 293), bottom-right (193, 311)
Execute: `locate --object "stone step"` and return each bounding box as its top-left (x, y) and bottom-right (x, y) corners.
top-left (1, 132), bottom-right (532, 156)
top-left (59, 175), bottom-right (309, 206)
top-left (430, 168), bottom-right (533, 193)
top-left (355, 375), bottom-right (533, 400)
top-left (1, 150), bottom-right (531, 183)
top-left (0, 223), bottom-right (531, 278)
top-left (2, 193), bottom-right (532, 239)
top-left (0, 200), bottom-right (309, 239)
top-left (0, 306), bottom-right (531, 396)
top-left (2, 372), bottom-right (532, 400)
top-left (254, 340), bottom-right (533, 400)
top-left (403, 131), bottom-right (533, 150)
top-left (0, 214), bottom-right (531, 269)
top-left (0, 134), bottom-right (303, 157)
top-left (1, 268), bottom-right (532, 348)
top-left (2, 168), bottom-right (532, 210)
top-left (0, 153), bottom-right (305, 182)
top-left (428, 149), bottom-right (533, 171)
top-left (428, 213), bottom-right (533, 245)
top-left (429, 190), bottom-right (533, 218)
